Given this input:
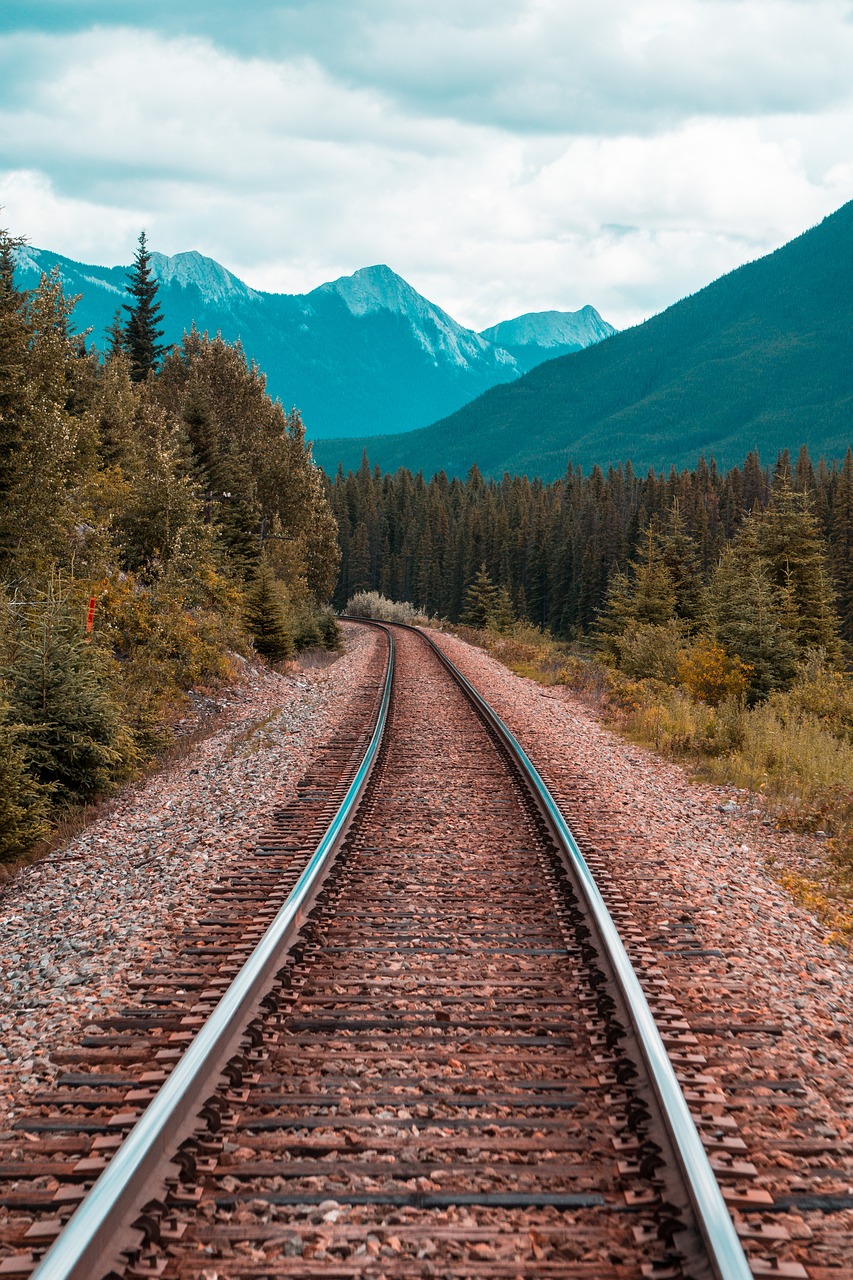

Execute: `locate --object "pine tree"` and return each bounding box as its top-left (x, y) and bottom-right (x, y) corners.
top-left (754, 482), bottom-right (843, 664)
top-left (123, 231), bottom-right (165, 382)
top-left (462, 563), bottom-right (499, 628)
top-left (709, 541), bottom-right (796, 702)
top-left (831, 448), bottom-right (853, 642)
top-left (659, 502), bottom-right (704, 625)
top-left (0, 699), bottom-right (49, 861)
top-left (244, 559), bottom-right (293, 661)
top-left (490, 585), bottom-right (517, 632)
top-left (0, 224), bottom-right (29, 521)
top-left (10, 581), bottom-right (133, 807)
top-left (105, 308), bottom-right (127, 360)
top-left (596, 521), bottom-right (677, 641)
top-left (0, 269), bottom-right (99, 576)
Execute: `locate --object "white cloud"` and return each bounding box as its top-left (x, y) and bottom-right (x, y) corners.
top-left (0, 169), bottom-right (142, 263)
top-left (0, 7), bottom-right (852, 331)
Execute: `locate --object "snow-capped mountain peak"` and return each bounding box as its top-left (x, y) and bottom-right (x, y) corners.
top-left (149, 250), bottom-right (260, 305)
top-left (313, 264), bottom-right (421, 319)
top-left (311, 265), bottom-right (507, 371)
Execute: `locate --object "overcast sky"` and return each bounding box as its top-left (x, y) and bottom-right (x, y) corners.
top-left (1, 1), bottom-right (852, 330)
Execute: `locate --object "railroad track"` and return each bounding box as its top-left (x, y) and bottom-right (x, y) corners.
top-left (0, 623), bottom-right (808, 1278)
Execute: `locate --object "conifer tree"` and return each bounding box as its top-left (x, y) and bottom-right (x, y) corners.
top-left (244, 559), bottom-right (293, 661)
top-left (105, 309), bottom-right (127, 360)
top-left (709, 542), bottom-right (796, 701)
top-left (659, 502), bottom-right (704, 625)
top-left (0, 224), bottom-right (29, 519)
top-left (0, 269), bottom-right (99, 575)
top-left (94, 351), bottom-right (140, 471)
top-left (490, 585), bottom-right (517, 632)
top-left (123, 231), bottom-right (165, 382)
top-left (831, 448), bottom-right (853, 642)
top-left (753, 482), bottom-right (843, 664)
top-left (0, 699), bottom-right (48, 861)
top-left (9, 581), bottom-right (132, 806)
top-left (594, 522), bottom-right (678, 657)
top-left (462, 563), bottom-right (499, 628)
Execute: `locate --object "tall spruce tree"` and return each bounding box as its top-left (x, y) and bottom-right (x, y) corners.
top-left (462, 563), bottom-right (499, 628)
top-left (123, 231), bottom-right (165, 382)
top-left (831, 448), bottom-right (853, 642)
top-left (753, 482), bottom-right (843, 664)
top-left (244, 559), bottom-right (293, 661)
top-left (709, 541), bottom-right (797, 702)
top-left (10, 581), bottom-right (132, 807)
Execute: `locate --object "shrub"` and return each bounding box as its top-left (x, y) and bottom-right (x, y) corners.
top-left (345, 592), bottom-right (420, 624)
top-left (615, 621), bottom-right (684, 682)
top-left (97, 569), bottom-right (241, 753)
top-left (676, 638), bottom-right (751, 706)
top-left (706, 701), bottom-right (853, 822)
top-left (770, 650), bottom-right (853, 744)
top-left (290, 615), bottom-right (318, 650)
top-left (316, 609), bottom-right (343, 651)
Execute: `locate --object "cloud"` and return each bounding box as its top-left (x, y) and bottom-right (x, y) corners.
top-left (307, 0), bottom-right (853, 135)
top-left (1, 5), bottom-right (852, 331)
top-left (7, 1), bottom-right (853, 133)
top-left (0, 169), bottom-right (144, 264)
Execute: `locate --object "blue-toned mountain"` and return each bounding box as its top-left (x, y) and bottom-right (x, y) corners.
top-left (312, 199), bottom-right (853, 479)
top-left (13, 248), bottom-right (612, 440)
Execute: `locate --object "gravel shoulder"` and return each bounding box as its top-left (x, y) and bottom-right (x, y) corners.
top-left (0, 624), bottom-right (381, 1128)
top-left (427, 629), bottom-right (853, 1098)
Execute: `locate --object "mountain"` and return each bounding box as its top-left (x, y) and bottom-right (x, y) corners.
top-left (479, 306), bottom-right (615, 373)
top-left (312, 199), bottom-right (853, 480)
top-left (13, 248), bottom-right (611, 440)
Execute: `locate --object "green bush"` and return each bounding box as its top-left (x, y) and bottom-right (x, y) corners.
top-left (316, 609), bottom-right (343, 651)
top-left (615, 621), bottom-right (684, 682)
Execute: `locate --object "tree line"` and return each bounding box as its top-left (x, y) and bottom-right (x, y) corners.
top-left (1, 224), bottom-right (339, 860)
top-left (331, 445), bottom-right (853, 682)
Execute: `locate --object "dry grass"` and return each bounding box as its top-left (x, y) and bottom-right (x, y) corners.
top-left (458, 619), bottom-right (853, 924)
top-left (773, 868), bottom-right (853, 948)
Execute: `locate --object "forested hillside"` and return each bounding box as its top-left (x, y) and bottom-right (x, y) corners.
top-left (0, 227), bottom-right (339, 863)
top-left (316, 198), bottom-right (853, 479)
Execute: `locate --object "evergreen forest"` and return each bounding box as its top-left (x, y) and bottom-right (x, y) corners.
top-left (331, 446), bottom-right (853, 665)
top-left (0, 226), bottom-right (340, 863)
top-left (335, 449), bottom-right (853, 866)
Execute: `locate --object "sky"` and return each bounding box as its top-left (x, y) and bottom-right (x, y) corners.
top-left (1, 1), bottom-right (852, 331)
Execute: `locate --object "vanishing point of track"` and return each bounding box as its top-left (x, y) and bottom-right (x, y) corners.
top-left (0, 623), bottom-right (791, 1278)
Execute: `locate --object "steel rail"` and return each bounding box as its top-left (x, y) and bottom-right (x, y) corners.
top-left (407, 623), bottom-right (752, 1280)
top-left (30, 626), bottom-right (395, 1280)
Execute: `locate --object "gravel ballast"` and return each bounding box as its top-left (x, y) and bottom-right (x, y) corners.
top-left (3, 620), bottom-right (853, 1267)
top-left (0, 625), bottom-right (382, 1127)
top-left (428, 627), bottom-right (853, 1263)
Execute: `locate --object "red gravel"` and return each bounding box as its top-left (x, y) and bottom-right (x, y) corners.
top-left (4, 621), bottom-right (853, 1275)
top-left (428, 627), bottom-right (853, 1275)
top-left (0, 628), bottom-right (382, 1133)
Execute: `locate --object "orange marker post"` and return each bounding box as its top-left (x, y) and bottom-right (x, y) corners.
top-left (85, 596), bottom-right (96, 638)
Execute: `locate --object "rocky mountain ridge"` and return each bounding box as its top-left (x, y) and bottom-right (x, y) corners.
top-left (15, 246), bottom-right (614, 439)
